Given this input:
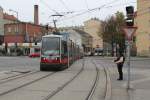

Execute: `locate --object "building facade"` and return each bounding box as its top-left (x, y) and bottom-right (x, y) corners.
top-left (84, 18), bottom-right (103, 50)
top-left (4, 22), bottom-right (49, 43)
top-left (73, 29), bottom-right (93, 53)
top-left (59, 27), bottom-right (93, 53)
top-left (0, 6), bottom-right (3, 44)
top-left (0, 6), bottom-right (17, 44)
top-left (136, 0), bottom-right (150, 56)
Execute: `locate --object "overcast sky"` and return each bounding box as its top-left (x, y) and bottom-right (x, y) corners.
top-left (0, 0), bottom-right (136, 27)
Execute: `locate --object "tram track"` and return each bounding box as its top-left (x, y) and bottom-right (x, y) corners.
top-left (0, 58), bottom-right (111, 100)
top-left (42, 58), bottom-right (85, 100)
top-left (0, 59), bottom-right (85, 100)
top-left (0, 70), bottom-right (30, 81)
top-left (0, 72), bottom-right (25, 82)
top-left (43, 57), bottom-right (109, 100)
top-left (94, 59), bottom-right (112, 100)
top-left (0, 70), bottom-right (40, 84)
top-left (85, 60), bottom-right (100, 100)
top-left (42, 57), bottom-right (106, 100)
top-left (0, 71), bottom-right (56, 97)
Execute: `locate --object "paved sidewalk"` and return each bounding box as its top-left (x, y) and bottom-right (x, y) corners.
top-left (106, 60), bottom-right (150, 100)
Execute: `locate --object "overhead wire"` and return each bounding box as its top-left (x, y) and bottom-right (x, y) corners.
top-left (58, 0), bottom-right (70, 11)
top-left (56, 0), bottom-right (125, 21)
top-left (84, 0), bottom-right (90, 10)
top-left (44, 0), bottom-right (136, 25)
top-left (55, 1), bottom-right (136, 27)
top-left (105, 1), bottom-right (136, 8)
top-left (40, 0), bottom-right (60, 15)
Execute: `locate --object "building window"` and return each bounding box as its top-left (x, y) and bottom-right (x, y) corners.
top-left (14, 26), bottom-right (17, 32)
top-left (8, 27), bottom-right (11, 33)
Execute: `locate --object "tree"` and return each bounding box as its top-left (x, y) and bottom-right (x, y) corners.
top-left (101, 12), bottom-right (126, 56)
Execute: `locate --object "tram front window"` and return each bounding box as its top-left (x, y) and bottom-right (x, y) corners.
top-left (41, 37), bottom-right (60, 56)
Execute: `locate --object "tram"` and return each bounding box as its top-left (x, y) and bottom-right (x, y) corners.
top-left (40, 32), bottom-right (83, 71)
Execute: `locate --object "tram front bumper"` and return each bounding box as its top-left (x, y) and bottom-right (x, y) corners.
top-left (40, 62), bottom-right (67, 70)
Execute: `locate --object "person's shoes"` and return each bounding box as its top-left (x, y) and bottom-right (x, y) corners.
top-left (117, 78), bottom-right (123, 81)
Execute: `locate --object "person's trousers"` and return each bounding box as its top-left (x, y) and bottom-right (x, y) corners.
top-left (117, 64), bottom-right (123, 79)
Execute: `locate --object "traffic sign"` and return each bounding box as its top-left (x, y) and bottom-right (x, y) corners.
top-left (123, 26), bottom-right (137, 41)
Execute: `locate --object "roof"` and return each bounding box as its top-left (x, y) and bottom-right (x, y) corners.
top-left (3, 13), bottom-right (17, 21)
top-left (73, 29), bottom-right (93, 38)
top-left (4, 22), bottom-right (53, 29)
top-left (42, 34), bottom-right (62, 38)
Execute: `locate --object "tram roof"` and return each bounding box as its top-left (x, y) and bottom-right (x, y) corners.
top-left (42, 34), bottom-right (62, 38)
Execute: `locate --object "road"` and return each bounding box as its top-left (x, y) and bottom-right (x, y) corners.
top-left (0, 56), bottom-right (150, 100)
top-left (0, 57), bottom-right (110, 100)
top-left (0, 56), bottom-right (40, 71)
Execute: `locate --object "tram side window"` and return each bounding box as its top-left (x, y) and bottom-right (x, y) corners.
top-left (34, 48), bottom-right (40, 53)
top-left (62, 41), bottom-right (67, 57)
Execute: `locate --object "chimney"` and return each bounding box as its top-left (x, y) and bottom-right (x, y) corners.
top-left (34, 5), bottom-right (39, 25)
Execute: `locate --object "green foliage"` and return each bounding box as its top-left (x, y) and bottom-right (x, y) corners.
top-left (101, 11), bottom-right (126, 50)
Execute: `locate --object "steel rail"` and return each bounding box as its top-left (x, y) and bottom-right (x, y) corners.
top-left (0, 72), bottom-right (56, 96)
top-left (0, 70), bottom-right (40, 84)
top-left (103, 67), bottom-right (111, 100)
top-left (97, 60), bottom-right (112, 100)
top-left (85, 60), bottom-right (100, 100)
top-left (0, 71), bottom-right (31, 81)
top-left (42, 58), bottom-right (85, 100)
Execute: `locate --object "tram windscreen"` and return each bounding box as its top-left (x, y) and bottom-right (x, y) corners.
top-left (41, 37), bottom-right (60, 56)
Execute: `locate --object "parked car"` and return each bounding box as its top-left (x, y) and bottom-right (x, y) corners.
top-left (28, 52), bottom-right (40, 57)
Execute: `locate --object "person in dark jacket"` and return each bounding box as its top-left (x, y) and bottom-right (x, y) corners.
top-left (114, 52), bottom-right (125, 80)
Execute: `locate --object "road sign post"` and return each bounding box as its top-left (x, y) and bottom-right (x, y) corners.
top-left (123, 26), bottom-right (137, 89)
top-left (126, 41), bottom-right (131, 89)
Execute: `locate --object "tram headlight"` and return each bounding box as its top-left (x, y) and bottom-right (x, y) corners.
top-left (41, 57), bottom-right (49, 62)
top-left (56, 57), bottom-right (60, 60)
top-left (41, 57), bottom-right (44, 59)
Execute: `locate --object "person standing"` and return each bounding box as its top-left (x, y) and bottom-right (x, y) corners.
top-left (114, 52), bottom-right (125, 80)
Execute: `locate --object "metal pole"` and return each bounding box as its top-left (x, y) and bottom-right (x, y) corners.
top-left (127, 41), bottom-right (131, 89)
top-left (53, 20), bottom-right (57, 29)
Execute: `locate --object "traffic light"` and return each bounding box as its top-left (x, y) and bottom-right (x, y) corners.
top-left (126, 6), bottom-right (134, 16)
top-left (126, 18), bottom-right (134, 26)
top-left (126, 6), bottom-right (134, 26)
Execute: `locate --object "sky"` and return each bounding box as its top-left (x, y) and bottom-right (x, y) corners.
top-left (0, 0), bottom-right (136, 27)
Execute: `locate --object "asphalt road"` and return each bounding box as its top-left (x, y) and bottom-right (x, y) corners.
top-left (0, 57), bottom-right (108, 100)
top-left (0, 56), bottom-right (150, 100)
top-left (0, 56), bottom-right (150, 71)
top-left (0, 56), bottom-right (40, 71)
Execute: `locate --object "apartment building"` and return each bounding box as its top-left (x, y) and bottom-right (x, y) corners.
top-left (0, 6), bottom-right (17, 44)
top-left (4, 22), bottom-right (49, 43)
top-left (84, 18), bottom-right (103, 50)
top-left (136, 0), bottom-right (150, 56)
top-left (59, 27), bottom-right (93, 53)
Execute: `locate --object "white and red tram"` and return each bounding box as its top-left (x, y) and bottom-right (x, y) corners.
top-left (40, 32), bottom-right (83, 71)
